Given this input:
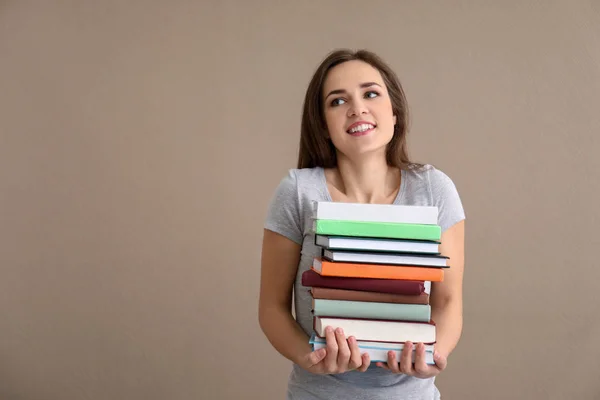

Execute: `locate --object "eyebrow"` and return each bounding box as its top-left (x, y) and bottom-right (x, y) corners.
top-left (325, 82), bottom-right (382, 99)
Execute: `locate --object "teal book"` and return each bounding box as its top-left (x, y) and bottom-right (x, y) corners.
top-left (313, 219), bottom-right (441, 241)
top-left (312, 299), bottom-right (431, 323)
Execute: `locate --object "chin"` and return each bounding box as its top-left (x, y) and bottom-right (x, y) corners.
top-left (332, 132), bottom-right (392, 156)
top-left (339, 142), bottom-right (389, 160)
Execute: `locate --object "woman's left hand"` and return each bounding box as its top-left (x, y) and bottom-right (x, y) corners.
top-left (376, 342), bottom-right (447, 379)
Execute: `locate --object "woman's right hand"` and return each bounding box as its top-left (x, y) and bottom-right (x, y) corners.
top-left (298, 326), bottom-right (371, 374)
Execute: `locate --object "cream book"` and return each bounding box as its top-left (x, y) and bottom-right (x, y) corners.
top-left (312, 201), bottom-right (438, 225)
top-left (313, 316), bottom-right (436, 344)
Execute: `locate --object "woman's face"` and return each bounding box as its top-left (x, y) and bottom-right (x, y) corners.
top-left (322, 60), bottom-right (396, 161)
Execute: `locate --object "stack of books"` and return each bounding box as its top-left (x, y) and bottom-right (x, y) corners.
top-left (302, 201), bottom-right (449, 364)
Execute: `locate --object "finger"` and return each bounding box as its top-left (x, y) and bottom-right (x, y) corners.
top-left (399, 341), bottom-right (414, 375)
top-left (335, 328), bottom-right (351, 370)
top-left (376, 361), bottom-right (389, 370)
top-left (414, 343), bottom-right (429, 376)
top-left (433, 350), bottom-right (448, 370)
top-left (386, 350), bottom-right (401, 374)
top-left (347, 336), bottom-right (363, 370)
top-left (357, 352), bottom-right (371, 372)
top-left (324, 327), bottom-right (338, 371)
top-left (306, 348), bottom-right (327, 368)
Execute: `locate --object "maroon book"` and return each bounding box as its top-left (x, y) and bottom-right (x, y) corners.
top-left (301, 269), bottom-right (424, 295)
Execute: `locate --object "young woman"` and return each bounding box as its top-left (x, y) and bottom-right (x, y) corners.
top-left (258, 49), bottom-right (465, 400)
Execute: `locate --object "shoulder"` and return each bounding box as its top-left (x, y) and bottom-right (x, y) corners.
top-left (291, 167), bottom-right (325, 187)
top-left (264, 167), bottom-right (325, 243)
top-left (403, 164), bottom-right (460, 203)
top-left (404, 164), bottom-right (465, 232)
top-left (271, 167), bottom-right (325, 199)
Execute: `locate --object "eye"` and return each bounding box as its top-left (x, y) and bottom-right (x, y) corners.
top-left (365, 90), bottom-right (379, 99)
top-left (330, 98), bottom-right (346, 106)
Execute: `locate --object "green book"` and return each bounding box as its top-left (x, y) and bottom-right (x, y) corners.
top-left (312, 299), bottom-right (431, 322)
top-left (313, 219), bottom-right (441, 241)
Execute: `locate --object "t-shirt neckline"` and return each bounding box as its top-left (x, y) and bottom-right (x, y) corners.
top-left (318, 166), bottom-right (405, 205)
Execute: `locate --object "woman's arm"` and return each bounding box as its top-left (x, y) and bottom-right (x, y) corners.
top-left (430, 219), bottom-right (465, 360)
top-left (258, 229), bottom-right (370, 373)
top-left (258, 229), bottom-right (312, 364)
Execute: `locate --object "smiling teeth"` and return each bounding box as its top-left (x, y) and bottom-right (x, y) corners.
top-left (349, 124), bottom-right (374, 133)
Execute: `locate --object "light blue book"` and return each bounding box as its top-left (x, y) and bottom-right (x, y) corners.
top-left (312, 298), bottom-right (431, 322)
top-left (309, 333), bottom-right (435, 364)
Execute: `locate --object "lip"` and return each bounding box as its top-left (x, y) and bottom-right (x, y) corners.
top-left (346, 120), bottom-right (377, 133)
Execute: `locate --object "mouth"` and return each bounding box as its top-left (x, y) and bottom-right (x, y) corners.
top-left (346, 122), bottom-right (376, 136)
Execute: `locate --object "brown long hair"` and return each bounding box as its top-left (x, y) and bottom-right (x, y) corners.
top-left (297, 48), bottom-right (424, 171)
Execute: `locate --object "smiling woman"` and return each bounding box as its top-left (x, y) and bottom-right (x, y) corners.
top-left (258, 49), bottom-right (466, 400)
top-left (322, 67), bottom-right (396, 157)
top-left (297, 50), bottom-right (414, 173)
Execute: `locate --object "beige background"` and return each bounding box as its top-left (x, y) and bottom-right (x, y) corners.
top-left (1, 1), bottom-right (599, 399)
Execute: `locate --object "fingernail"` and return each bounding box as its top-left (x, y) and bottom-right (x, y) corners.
top-left (326, 326), bottom-right (333, 334)
top-left (336, 328), bottom-right (343, 335)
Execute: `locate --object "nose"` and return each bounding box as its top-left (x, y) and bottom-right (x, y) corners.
top-left (347, 98), bottom-right (369, 117)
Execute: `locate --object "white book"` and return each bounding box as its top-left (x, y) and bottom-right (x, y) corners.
top-left (314, 316), bottom-right (436, 344)
top-left (322, 249), bottom-right (449, 267)
top-left (424, 281), bottom-right (431, 294)
top-left (312, 201), bottom-right (438, 225)
top-left (315, 235), bottom-right (441, 254)
top-left (310, 334), bottom-right (435, 364)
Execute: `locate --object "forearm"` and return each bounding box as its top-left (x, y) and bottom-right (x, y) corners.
top-left (259, 304), bottom-right (312, 365)
top-left (430, 296), bottom-right (463, 359)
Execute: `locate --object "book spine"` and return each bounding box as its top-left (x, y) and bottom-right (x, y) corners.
top-left (319, 260), bottom-right (445, 282)
top-left (311, 340), bottom-right (435, 364)
top-left (301, 269), bottom-right (426, 295)
top-left (310, 287), bottom-right (430, 304)
top-left (314, 220), bottom-right (442, 241)
top-left (313, 201), bottom-right (439, 225)
top-left (313, 299), bottom-right (431, 322)
top-left (314, 316), bottom-right (436, 344)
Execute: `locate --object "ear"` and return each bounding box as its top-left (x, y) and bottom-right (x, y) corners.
top-left (393, 115), bottom-right (397, 125)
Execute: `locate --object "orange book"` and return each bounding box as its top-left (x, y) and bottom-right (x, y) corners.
top-left (312, 257), bottom-right (444, 282)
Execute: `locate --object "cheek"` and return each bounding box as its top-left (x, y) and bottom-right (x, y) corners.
top-left (375, 113), bottom-right (396, 137)
top-left (325, 110), bottom-right (346, 130)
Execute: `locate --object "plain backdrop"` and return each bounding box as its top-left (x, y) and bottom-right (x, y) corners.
top-left (1, 1), bottom-right (599, 399)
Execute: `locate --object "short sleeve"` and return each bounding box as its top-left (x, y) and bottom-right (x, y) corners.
top-left (263, 169), bottom-right (303, 245)
top-left (427, 167), bottom-right (466, 232)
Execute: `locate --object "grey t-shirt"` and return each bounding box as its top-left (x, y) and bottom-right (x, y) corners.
top-left (263, 165), bottom-right (466, 400)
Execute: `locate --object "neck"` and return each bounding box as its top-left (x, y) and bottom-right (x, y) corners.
top-left (334, 152), bottom-right (400, 204)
